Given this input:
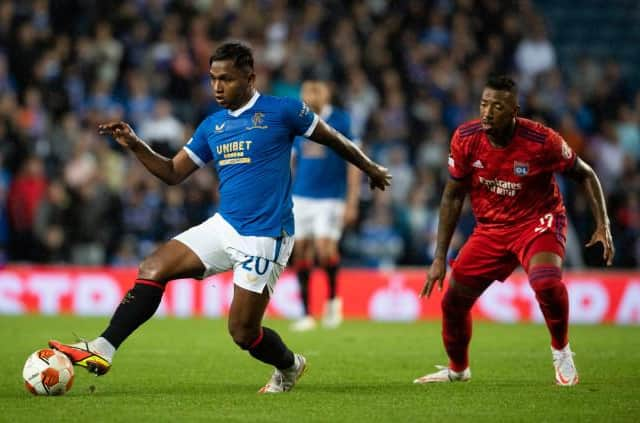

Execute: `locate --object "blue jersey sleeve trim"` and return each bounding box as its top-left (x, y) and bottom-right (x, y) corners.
top-left (303, 114), bottom-right (320, 137)
top-left (183, 145), bottom-right (207, 168)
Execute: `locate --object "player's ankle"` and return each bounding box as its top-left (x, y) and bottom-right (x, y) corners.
top-left (89, 337), bottom-right (116, 362)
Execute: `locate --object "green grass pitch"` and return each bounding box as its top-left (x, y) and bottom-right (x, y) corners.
top-left (1, 315), bottom-right (639, 422)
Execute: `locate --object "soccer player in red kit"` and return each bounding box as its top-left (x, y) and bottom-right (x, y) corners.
top-left (414, 76), bottom-right (614, 386)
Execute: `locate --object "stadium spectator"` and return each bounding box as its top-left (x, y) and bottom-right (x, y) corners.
top-left (0, 0), bottom-right (637, 269)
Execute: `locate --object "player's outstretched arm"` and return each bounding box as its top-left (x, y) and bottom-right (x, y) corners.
top-left (308, 120), bottom-right (391, 191)
top-left (98, 121), bottom-right (199, 185)
top-left (420, 178), bottom-right (467, 298)
top-left (564, 157), bottom-right (615, 266)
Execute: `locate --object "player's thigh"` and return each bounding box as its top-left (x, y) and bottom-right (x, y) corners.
top-left (228, 284), bottom-right (270, 333)
top-left (451, 230), bottom-right (519, 290)
top-left (138, 239), bottom-right (206, 281)
top-left (518, 213), bottom-right (567, 272)
top-left (171, 215), bottom-right (235, 278)
top-left (230, 250), bottom-right (285, 297)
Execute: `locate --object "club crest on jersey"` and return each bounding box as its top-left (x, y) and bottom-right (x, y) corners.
top-left (513, 161), bottom-right (529, 176)
top-left (246, 112), bottom-right (268, 130)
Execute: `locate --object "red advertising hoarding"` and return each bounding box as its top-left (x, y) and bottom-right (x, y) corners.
top-left (0, 266), bottom-right (638, 324)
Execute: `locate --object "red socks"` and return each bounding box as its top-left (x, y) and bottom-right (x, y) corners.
top-left (441, 288), bottom-right (478, 372)
top-left (528, 265), bottom-right (569, 350)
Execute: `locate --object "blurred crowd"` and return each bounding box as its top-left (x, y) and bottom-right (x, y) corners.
top-left (0, 0), bottom-right (638, 268)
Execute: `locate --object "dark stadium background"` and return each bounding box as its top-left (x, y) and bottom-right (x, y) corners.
top-left (0, 0), bottom-right (638, 269)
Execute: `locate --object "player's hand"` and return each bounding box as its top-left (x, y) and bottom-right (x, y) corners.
top-left (420, 257), bottom-right (446, 298)
top-left (98, 121), bottom-right (141, 150)
top-left (366, 163), bottom-right (391, 191)
top-left (585, 224), bottom-right (615, 266)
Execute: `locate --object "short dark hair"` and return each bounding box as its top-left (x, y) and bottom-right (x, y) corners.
top-left (209, 42), bottom-right (254, 73)
top-left (486, 75), bottom-right (518, 95)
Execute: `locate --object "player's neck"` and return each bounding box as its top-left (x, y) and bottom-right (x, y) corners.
top-left (230, 88), bottom-right (256, 112)
top-left (487, 119), bottom-right (517, 148)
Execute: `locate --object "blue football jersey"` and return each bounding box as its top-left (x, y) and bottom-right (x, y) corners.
top-left (292, 106), bottom-right (354, 199)
top-left (184, 92), bottom-right (318, 237)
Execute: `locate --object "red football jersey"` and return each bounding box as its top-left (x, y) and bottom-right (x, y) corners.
top-left (447, 117), bottom-right (577, 228)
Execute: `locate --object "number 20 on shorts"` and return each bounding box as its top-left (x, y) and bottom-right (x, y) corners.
top-left (241, 256), bottom-right (271, 275)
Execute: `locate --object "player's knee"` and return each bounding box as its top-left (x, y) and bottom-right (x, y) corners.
top-left (528, 265), bottom-right (563, 292)
top-left (441, 285), bottom-right (477, 316)
top-left (228, 322), bottom-right (261, 350)
top-left (137, 256), bottom-right (166, 282)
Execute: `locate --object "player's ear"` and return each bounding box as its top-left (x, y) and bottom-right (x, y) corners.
top-left (513, 104), bottom-right (520, 118)
top-left (247, 71), bottom-right (256, 86)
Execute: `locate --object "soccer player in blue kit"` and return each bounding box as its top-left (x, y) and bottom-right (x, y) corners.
top-left (290, 80), bottom-right (361, 331)
top-left (48, 42), bottom-right (391, 393)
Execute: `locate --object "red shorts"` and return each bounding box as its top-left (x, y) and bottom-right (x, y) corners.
top-left (451, 212), bottom-right (567, 290)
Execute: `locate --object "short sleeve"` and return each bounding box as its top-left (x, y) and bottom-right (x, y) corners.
top-left (183, 120), bottom-right (213, 167)
top-left (281, 98), bottom-right (319, 137)
top-left (546, 130), bottom-right (577, 173)
top-left (448, 130), bottom-right (471, 180)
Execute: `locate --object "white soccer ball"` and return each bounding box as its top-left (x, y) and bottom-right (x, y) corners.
top-left (23, 349), bottom-right (74, 396)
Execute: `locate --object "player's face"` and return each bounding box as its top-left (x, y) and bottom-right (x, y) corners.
top-left (480, 88), bottom-right (518, 135)
top-left (301, 81), bottom-right (330, 113)
top-left (209, 60), bottom-right (255, 110)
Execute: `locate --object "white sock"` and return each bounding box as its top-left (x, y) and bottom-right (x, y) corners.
top-left (89, 337), bottom-right (116, 362)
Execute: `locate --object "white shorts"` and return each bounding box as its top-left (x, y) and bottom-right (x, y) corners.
top-left (173, 213), bottom-right (294, 295)
top-left (293, 196), bottom-right (345, 241)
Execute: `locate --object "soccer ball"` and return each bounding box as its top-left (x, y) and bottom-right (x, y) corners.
top-left (23, 349), bottom-right (74, 396)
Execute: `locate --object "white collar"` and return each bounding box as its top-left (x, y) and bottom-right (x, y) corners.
top-left (320, 104), bottom-right (333, 120)
top-left (228, 91), bottom-right (260, 117)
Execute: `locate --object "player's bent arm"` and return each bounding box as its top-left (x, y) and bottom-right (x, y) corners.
top-left (433, 178), bottom-right (467, 260)
top-left (564, 157), bottom-right (610, 228)
top-left (308, 119), bottom-right (377, 175)
top-left (130, 142), bottom-right (200, 185)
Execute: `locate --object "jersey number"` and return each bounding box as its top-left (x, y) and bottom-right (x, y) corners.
top-left (534, 213), bottom-right (554, 234)
top-left (241, 256), bottom-right (270, 275)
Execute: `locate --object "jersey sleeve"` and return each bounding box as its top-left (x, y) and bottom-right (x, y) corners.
top-left (183, 120), bottom-right (213, 167)
top-left (546, 130), bottom-right (577, 173)
top-left (448, 129), bottom-right (471, 180)
top-left (281, 98), bottom-right (319, 137)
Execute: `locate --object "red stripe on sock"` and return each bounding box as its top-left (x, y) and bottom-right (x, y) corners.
top-left (135, 279), bottom-right (165, 290)
top-left (296, 259), bottom-right (312, 271)
top-left (249, 328), bottom-right (264, 350)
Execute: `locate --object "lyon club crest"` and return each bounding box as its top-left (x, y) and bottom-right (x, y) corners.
top-left (513, 161), bottom-right (529, 176)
